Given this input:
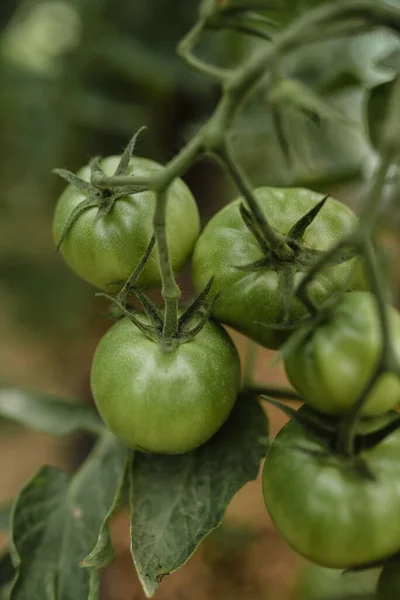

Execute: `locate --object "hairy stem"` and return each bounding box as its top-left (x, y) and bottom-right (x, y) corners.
top-left (177, 19), bottom-right (231, 82)
top-left (215, 143), bottom-right (293, 259)
top-left (153, 190), bottom-right (180, 346)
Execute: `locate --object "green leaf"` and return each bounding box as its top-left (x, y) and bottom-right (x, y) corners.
top-left (365, 78), bottom-right (396, 150)
top-left (269, 79), bottom-right (356, 126)
top-left (129, 394), bottom-right (268, 597)
top-left (0, 388), bottom-right (104, 436)
top-left (9, 434), bottom-right (128, 600)
top-left (81, 454), bottom-right (130, 571)
top-left (0, 551), bottom-right (15, 600)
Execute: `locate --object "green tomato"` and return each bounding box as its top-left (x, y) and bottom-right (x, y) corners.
top-left (53, 156), bottom-right (200, 291)
top-left (192, 187), bottom-right (366, 350)
top-left (284, 291), bottom-right (400, 417)
top-left (377, 560), bottom-right (400, 600)
top-left (262, 417), bottom-right (400, 569)
top-left (90, 317), bottom-right (241, 454)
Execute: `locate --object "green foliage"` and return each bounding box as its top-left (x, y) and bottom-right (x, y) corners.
top-left (9, 434), bottom-right (128, 600)
top-left (0, 389), bottom-right (104, 436)
top-left (3, 0), bottom-right (400, 599)
top-left (129, 393), bottom-right (268, 596)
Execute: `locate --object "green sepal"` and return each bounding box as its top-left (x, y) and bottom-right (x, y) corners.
top-left (56, 198), bottom-right (99, 251)
top-left (114, 126), bottom-right (146, 176)
top-left (179, 293), bottom-right (220, 342)
top-left (95, 294), bottom-right (160, 342)
top-left (53, 168), bottom-right (98, 199)
top-left (287, 196), bottom-right (328, 241)
top-left (178, 276), bottom-right (215, 333)
top-left (134, 289), bottom-right (164, 329)
top-left (117, 235), bottom-right (156, 303)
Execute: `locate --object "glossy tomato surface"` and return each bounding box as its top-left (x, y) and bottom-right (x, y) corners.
top-left (90, 317), bottom-right (241, 454)
top-left (192, 187), bottom-right (365, 349)
top-left (262, 418), bottom-right (400, 569)
top-left (284, 291), bottom-right (400, 416)
top-left (53, 156), bottom-right (200, 291)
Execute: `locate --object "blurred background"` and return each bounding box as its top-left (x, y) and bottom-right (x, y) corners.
top-left (1, 0), bottom-right (400, 598)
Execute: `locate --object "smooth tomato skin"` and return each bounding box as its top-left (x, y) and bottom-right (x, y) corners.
top-left (262, 418), bottom-right (400, 569)
top-left (90, 317), bottom-right (241, 454)
top-left (284, 292), bottom-right (400, 417)
top-left (192, 187), bottom-right (366, 349)
top-left (53, 156), bottom-right (200, 291)
top-left (377, 561), bottom-right (400, 600)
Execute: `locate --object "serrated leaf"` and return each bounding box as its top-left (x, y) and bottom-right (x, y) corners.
top-left (9, 434), bottom-right (128, 600)
top-left (129, 394), bottom-right (268, 597)
top-left (0, 388), bottom-right (104, 436)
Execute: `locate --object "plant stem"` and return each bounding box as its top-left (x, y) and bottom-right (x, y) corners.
top-left (215, 143), bottom-right (293, 259)
top-left (153, 190), bottom-right (180, 346)
top-left (88, 0), bottom-right (400, 353)
top-left (177, 19), bottom-right (231, 82)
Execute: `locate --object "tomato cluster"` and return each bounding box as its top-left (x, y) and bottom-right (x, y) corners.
top-left (261, 289), bottom-right (400, 570)
top-left (54, 143), bottom-right (400, 580)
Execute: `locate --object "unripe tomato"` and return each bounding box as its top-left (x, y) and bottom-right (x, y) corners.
top-left (263, 417), bottom-right (400, 569)
top-left (284, 292), bottom-right (400, 417)
top-left (90, 317), bottom-right (241, 454)
top-left (192, 188), bottom-right (366, 349)
top-left (53, 156), bottom-right (200, 291)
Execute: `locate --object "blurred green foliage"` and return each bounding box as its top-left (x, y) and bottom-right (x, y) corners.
top-left (1, 0), bottom-right (399, 335)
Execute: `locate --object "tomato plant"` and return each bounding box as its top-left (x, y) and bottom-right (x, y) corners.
top-left (3, 1), bottom-right (400, 599)
top-left (53, 155), bottom-right (200, 291)
top-left (91, 314), bottom-right (241, 454)
top-left (284, 291), bottom-right (400, 416)
top-left (262, 416), bottom-right (400, 569)
top-left (192, 187), bottom-right (366, 349)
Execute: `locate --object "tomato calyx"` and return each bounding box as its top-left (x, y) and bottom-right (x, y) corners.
top-left (236, 196), bottom-right (358, 319)
top-left (54, 129), bottom-right (148, 251)
top-left (99, 275), bottom-right (218, 350)
top-left (260, 396), bottom-right (400, 463)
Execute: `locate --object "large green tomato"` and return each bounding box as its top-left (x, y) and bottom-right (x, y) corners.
top-left (90, 317), bottom-right (241, 454)
top-left (284, 291), bottom-right (400, 417)
top-left (377, 560), bottom-right (400, 600)
top-left (192, 188), bottom-right (365, 349)
top-left (53, 156), bottom-right (200, 291)
top-left (262, 417), bottom-right (400, 569)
